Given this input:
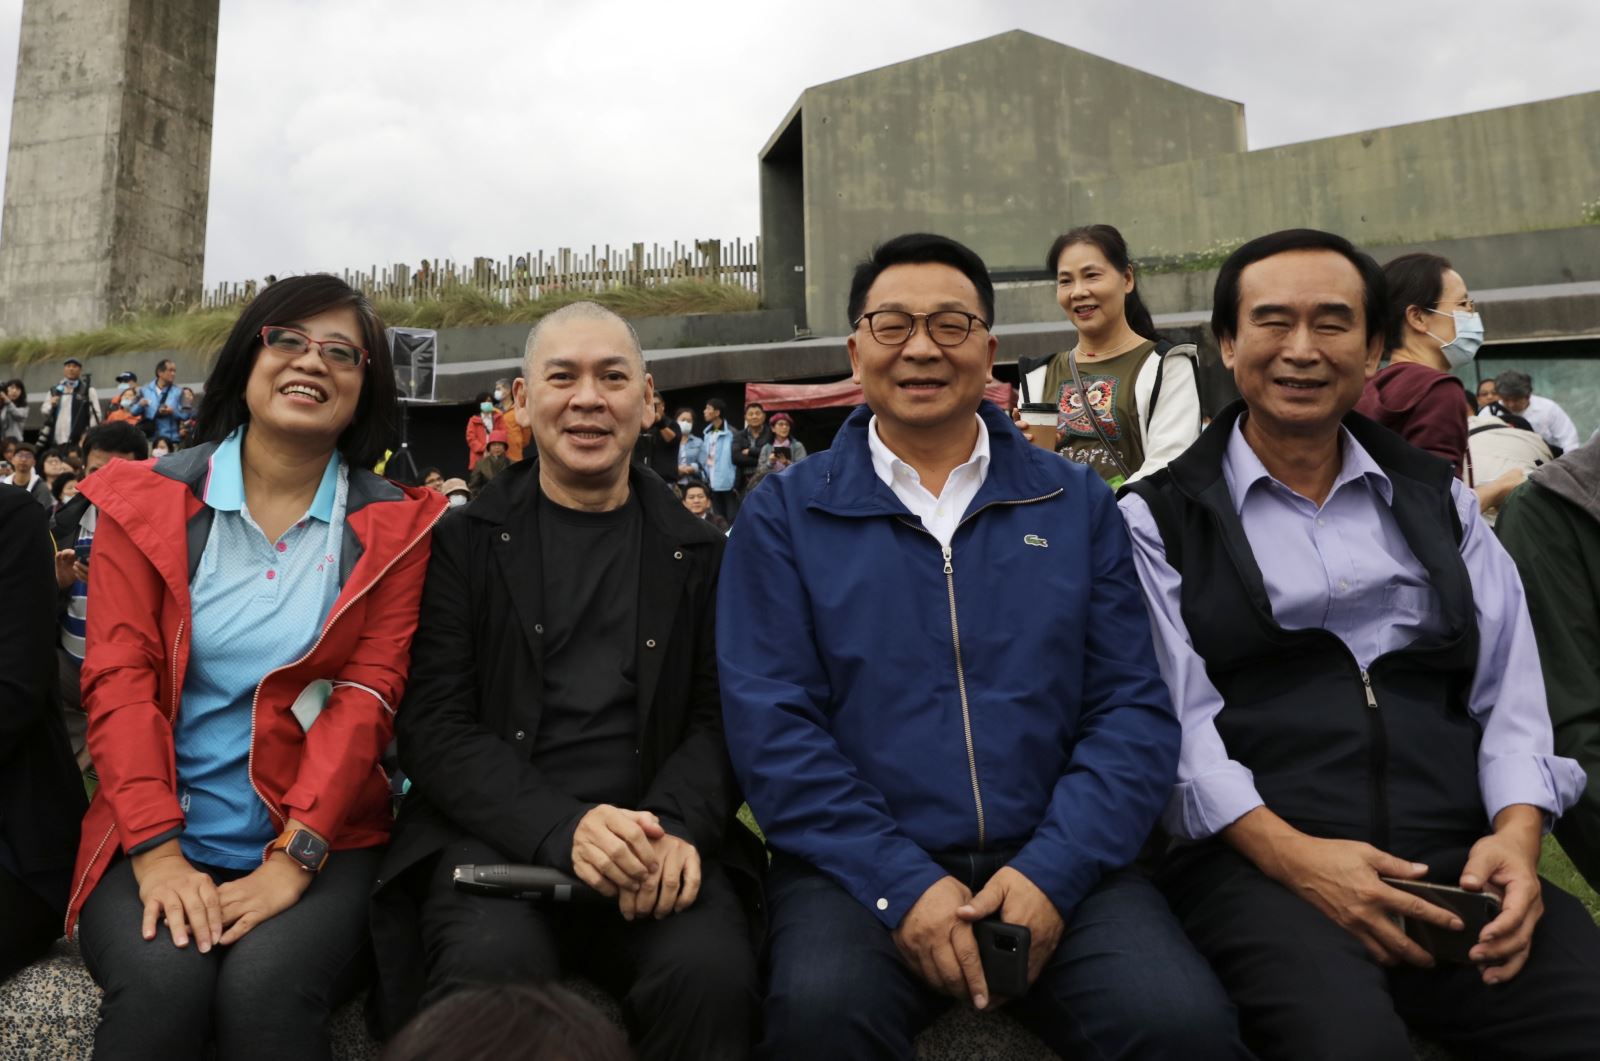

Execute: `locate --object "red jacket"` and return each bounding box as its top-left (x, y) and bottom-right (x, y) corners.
top-left (66, 444), bottom-right (447, 936)
top-left (465, 409), bottom-right (505, 470)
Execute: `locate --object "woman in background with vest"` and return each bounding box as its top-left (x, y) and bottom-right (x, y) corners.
top-left (1021, 224), bottom-right (1202, 488)
top-left (1355, 253), bottom-right (1525, 515)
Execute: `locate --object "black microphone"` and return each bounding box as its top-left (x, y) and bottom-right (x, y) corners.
top-left (451, 863), bottom-right (606, 903)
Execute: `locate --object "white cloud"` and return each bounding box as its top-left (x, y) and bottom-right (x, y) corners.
top-left (0, 0), bottom-right (1595, 288)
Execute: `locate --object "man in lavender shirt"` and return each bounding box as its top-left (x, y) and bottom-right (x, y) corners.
top-left (1120, 229), bottom-right (1600, 1061)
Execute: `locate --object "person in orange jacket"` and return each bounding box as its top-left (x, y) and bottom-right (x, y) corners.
top-left (68, 275), bottom-right (447, 1061)
top-left (493, 377), bottom-right (531, 461)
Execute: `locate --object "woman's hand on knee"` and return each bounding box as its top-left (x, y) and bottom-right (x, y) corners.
top-left (130, 841), bottom-right (224, 953)
top-left (216, 853), bottom-right (316, 946)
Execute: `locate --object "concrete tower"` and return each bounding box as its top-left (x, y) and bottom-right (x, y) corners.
top-left (0, 0), bottom-right (219, 339)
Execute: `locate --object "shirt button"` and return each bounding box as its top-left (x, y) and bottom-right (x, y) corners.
top-left (645, 639), bottom-right (657, 649)
top-left (265, 570), bottom-right (275, 580)
top-left (534, 623), bottom-right (543, 634)
top-left (514, 730), bottom-right (526, 741)
top-left (501, 532), bottom-right (511, 542)
top-left (673, 551), bottom-right (684, 560)
top-left (1316, 518), bottom-right (1326, 527)
top-left (876, 898), bottom-right (889, 911)
top-left (1338, 579), bottom-right (1349, 591)
top-left (276, 541), bottom-right (288, 552)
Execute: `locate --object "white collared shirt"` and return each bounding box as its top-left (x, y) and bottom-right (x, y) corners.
top-left (867, 414), bottom-right (990, 548)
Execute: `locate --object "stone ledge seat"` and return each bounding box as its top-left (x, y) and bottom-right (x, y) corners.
top-left (1, 938), bottom-right (1459, 1059)
top-left (0, 939), bottom-right (1060, 1060)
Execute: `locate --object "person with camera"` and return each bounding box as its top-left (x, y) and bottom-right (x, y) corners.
top-left (39, 357), bottom-right (103, 449)
top-left (371, 301), bottom-right (761, 1061)
top-left (1120, 229), bottom-right (1600, 1060)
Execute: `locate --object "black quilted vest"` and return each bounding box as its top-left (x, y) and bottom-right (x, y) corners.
top-left (1125, 402), bottom-right (1486, 860)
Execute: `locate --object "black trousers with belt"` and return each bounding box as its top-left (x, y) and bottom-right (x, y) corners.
top-left (1162, 843), bottom-right (1600, 1061)
top-left (417, 837), bottom-right (757, 1061)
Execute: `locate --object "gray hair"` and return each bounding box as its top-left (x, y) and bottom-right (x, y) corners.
top-left (1493, 370), bottom-right (1532, 400)
top-left (522, 301), bottom-right (646, 379)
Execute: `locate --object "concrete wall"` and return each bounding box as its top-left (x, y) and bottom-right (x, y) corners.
top-left (1069, 91), bottom-right (1600, 260)
top-left (996, 225), bottom-right (1600, 325)
top-left (785, 30), bottom-right (1244, 331)
top-left (0, 0), bottom-right (218, 340)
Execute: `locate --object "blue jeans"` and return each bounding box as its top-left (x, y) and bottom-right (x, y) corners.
top-left (760, 853), bottom-right (1251, 1060)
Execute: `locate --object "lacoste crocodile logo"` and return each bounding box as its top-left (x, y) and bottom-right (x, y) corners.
top-left (1023, 534), bottom-right (1048, 548)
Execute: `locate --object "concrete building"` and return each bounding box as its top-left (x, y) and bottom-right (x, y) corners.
top-left (762, 29), bottom-right (1600, 333)
top-left (0, 0), bottom-right (219, 339)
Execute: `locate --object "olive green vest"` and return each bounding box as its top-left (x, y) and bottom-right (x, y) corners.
top-left (1039, 340), bottom-right (1157, 486)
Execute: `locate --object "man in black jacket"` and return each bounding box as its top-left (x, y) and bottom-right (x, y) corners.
top-left (372, 302), bottom-right (759, 1060)
top-left (0, 484), bottom-right (87, 980)
top-left (729, 401), bottom-right (770, 494)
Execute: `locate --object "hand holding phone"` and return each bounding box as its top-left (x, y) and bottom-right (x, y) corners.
top-left (1380, 877), bottom-right (1501, 964)
top-left (971, 918), bottom-right (1031, 1000)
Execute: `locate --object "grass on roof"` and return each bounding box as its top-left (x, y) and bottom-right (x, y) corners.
top-left (0, 281), bottom-right (760, 369)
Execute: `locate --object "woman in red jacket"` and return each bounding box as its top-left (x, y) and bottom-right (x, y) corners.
top-left (71, 274), bottom-right (446, 1061)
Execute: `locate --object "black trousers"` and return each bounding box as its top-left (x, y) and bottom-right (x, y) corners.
top-left (418, 837), bottom-right (757, 1061)
top-left (0, 866), bottom-right (60, 983)
top-left (78, 848), bottom-right (381, 1061)
top-left (1163, 844), bottom-right (1600, 1061)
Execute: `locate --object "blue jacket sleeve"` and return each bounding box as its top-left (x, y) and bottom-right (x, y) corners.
top-left (718, 480), bottom-right (947, 929)
top-left (1007, 480), bottom-right (1181, 918)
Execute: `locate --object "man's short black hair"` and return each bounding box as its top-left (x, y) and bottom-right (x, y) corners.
top-left (1212, 229), bottom-right (1386, 345)
top-left (706, 397), bottom-right (728, 418)
top-left (83, 422), bottom-right (151, 461)
top-left (847, 233), bottom-right (995, 327)
top-left (1494, 370), bottom-right (1533, 400)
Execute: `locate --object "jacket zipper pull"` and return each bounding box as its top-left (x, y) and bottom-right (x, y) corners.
top-left (942, 544), bottom-right (953, 575)
top-left (1360, 669), bottom-right (1378, 709)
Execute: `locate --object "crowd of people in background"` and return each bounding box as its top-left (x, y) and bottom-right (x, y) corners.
top-left (4, 224), bottom-right (1600, 1061)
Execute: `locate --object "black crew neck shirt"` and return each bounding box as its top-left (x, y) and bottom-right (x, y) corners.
top-left (531, 490), bottom-right (643, 809)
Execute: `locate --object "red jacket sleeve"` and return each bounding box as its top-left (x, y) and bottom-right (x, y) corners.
top-left (80, 510), bottom-right (187, 851)
top-left (279, 535), bottom-right (432, 840)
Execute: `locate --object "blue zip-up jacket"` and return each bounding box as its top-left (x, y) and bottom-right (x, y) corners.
top-left (718, 401), bottom-right (1180, 928)
top-left (701, 423), bottom-right (736, 492)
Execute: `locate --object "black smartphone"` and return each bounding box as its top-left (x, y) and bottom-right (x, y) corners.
top-left (1380, 877), bottom-right (1502, 963)
top-left (73, 542), bottom-right (91, 568)
top-left (971, 918), bottom-right (1030, 999)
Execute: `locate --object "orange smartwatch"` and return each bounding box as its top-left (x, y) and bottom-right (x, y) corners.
top-left (266, 828), bottom-right (330, 873)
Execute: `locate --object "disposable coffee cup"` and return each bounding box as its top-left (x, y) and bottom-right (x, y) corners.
top-left (1018, 403), bottom-right (1060, 452)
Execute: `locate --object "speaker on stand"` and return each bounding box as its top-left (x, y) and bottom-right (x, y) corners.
top-left (386, 327), bottom-right (439, 486)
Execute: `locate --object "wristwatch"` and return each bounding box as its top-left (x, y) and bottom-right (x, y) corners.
top-left (266, 828), bottom-right (330, 873)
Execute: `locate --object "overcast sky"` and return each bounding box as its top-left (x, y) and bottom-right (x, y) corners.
top-left (1, 0), bottom-right (1596, 288)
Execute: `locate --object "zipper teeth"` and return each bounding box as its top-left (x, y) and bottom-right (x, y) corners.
top-left (1360, 668), bottom-right (1390, 851)
top-left (891, 490), bottom-right (1060, 854)
top-left (246, 507), bottom-right (447, 831)
top-left (942, 545), bottom-right (985, 849)
top-left (65, 825), bottom-right (115, 938)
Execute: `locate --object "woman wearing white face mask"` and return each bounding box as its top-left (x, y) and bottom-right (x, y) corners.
top-left (1355, 253), bottom-right (1523, 511)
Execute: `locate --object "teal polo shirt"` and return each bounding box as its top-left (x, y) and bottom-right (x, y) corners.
top-left (174, 428), bottom-right (348, 869)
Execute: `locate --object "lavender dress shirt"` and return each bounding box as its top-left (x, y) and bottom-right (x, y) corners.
top-left (1119, 420), bottom-right (1585, 841)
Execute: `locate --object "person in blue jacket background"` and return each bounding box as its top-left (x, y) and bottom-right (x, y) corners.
top-left (717, 233), bottom-right (1249, 1061)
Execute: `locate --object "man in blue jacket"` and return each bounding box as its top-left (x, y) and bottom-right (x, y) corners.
top-left (718, 233), bottom-right (1248, 1060)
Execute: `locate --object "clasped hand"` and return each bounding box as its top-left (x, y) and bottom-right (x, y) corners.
top-left (570, 804), bottom-right (702, 921)
top-left (130, 839), bottom-right (313, 951)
